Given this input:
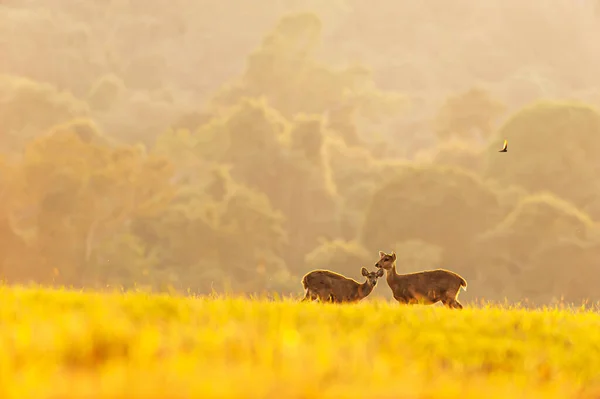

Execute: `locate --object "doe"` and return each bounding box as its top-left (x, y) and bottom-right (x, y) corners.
top-left (301, 267), bottom-right (384, 303)
top-left (375, 250), bottom-right (467, 309)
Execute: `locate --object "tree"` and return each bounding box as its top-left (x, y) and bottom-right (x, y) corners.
top-left (323, 136), bottom-right (406, 240)
top-left (304, 239), bottom-right (371, 276)
top-left (212, 12), bottom-right (406, 132)
top-left (7, 124), bottom-right (175, 285)
top-left (0, 155), bottom-right (36, 282)
top-left (324, 103), bottom-right (362, 147)
top-left (469, 193), bottom-right (596, 301)
top-left (521, 238), bottom-right (600, 304)
top-left (236, 12), bottom-right (324, 116)
top-left (391, 239), bottom-right (445, 273)
top-left (0, 75), bottom-right (89, 151)
top-left (484, 101), bottom-right (600, 219)
top-left (87, 74), bottom-right (125, 112)
top-left (417, 138), bottom-right (484, 174)
top-left (132, 165), bottom-right (289, 294)
top-left (434, 86), bottom-right (505, 141)
top-left (362, 164), bottom-right (504, 277)
top-left (180, 98), bottom-right (339, 274)
top-left (289, 114), bottom-right (325, 166)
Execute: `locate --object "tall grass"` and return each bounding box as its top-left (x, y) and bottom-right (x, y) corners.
top-left (1, 285), bottom-right (600, 398)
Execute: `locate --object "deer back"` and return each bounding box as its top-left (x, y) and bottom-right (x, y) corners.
top-left (304, 270), bottom-right (359, 295)
top-left (390, 269), bottom-right (464, 298)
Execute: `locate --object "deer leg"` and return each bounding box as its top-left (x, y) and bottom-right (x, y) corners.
top-left (393, 295), bottom-right (410, 305)
top-left (305, 290), bottom-right (321, 302)
top-left (446, 288), bottom-right (464, 309)
top-left (304, 289), bottom-right (320, 302)
top-left (315, 291), bottom-right (331, 303)
top-left (301, 290), bottom-right (311, 302)
top-left (442, 297), bottom-right (463, 309)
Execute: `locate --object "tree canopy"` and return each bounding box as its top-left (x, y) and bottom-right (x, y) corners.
top-left (3, 4), bottom-right (600, 304)
top-left (485, 101), bottom-right (600, 219)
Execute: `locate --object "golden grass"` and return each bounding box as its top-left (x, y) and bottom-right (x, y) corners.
top-left (1, 286), bottom-right (600, 398)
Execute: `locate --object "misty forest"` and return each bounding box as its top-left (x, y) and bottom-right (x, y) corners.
top-left (3, 0), bottom-right (600, 306)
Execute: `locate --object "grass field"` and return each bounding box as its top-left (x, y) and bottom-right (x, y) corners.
top-left (1, 286), bottom-right (600, 398)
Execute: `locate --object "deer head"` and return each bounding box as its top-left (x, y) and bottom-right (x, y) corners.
top-left (375, 251), bottom-right (396, 270)
top-left (362, 266), bottom-right (384, 286)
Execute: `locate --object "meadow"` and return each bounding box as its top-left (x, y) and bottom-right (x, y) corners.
top-left (0, 286), bottom-right (599, 398)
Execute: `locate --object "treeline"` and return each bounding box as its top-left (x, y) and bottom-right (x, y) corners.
top-left (2, 5), bottom-right (600, 304)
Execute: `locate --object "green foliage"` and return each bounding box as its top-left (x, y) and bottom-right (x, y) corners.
top-left (304, 239), bottom-right (371, 279)
top-left (132, 164), bottom-right (288, 294)
top-left (154, 128), bottom-right (213, 172)
top-left (238, 12), bottom-right (324, 115)
top-left (470, 194), bottom-right (596, 300)
top-left (46, 118), bottom-right (116, 147)
top-left (392, 239), bottom-right (445, 272)
top-left (89, 232), bottom-right (159, 287)
top-left (480, 194), bottom-right (593, 255)
top-left (289, 114), bottom-right (325, 165)
top-left (170, 111), bottom-right (213, 131)
top-left (434, 87), bottom-right (505, 140)
top-left (324, 103), bottom-right (362, 147)
top-left (221, 97), bottom-right (289, 164)
top-left (323, 136), bottom-right (406, 239)
top-left (418, 139), bottom-right (484, 174)
top-left (0, 75), bottom-right (90, 150)
top-left (87, 74), bottom-right (125, 112)
top-left (4, 4), bottom-right (600, 305)
top-left (522, 238), bottom-right (600, 305)
top-left (122, 53), bottom-right (169, 91)
top-left (184, 98), bottom-right (339, 274)
top-left (485, 101), bottom-right (600, 219)
top-left (212, 11), bottom-right (405, 133)
top-left (362, 164), bottom-right (504, 276)
top-left (4, 126), bottom-right (175, 285)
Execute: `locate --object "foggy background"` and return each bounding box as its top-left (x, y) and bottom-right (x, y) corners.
top-left (2, 0), bottom-right (600, 305)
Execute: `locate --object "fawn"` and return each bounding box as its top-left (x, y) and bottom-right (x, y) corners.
top-left (301, 267), bottom-right (384, 303)
top-left (375, 251), bottom-right (467, 309)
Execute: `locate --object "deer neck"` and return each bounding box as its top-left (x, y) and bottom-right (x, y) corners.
top-left (357, 281), bottom-right (374, 299)
top-left (386, 264), bottom-right (399, 285)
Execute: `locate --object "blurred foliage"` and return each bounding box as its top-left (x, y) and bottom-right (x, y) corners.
top-left (392, 239), bottom-right (445, 273)
top-left (469, 194), bottom-right (598, 299)
top-left (434, 87), bottom-right (505, 141)
top-left (485, 101), bottom-right (600, 219)
top-left (0, 75), bottom-right (90, 151)
top-left (304, 239), bottom-right (371, 279)
top-left (362, 164), bottom-right (505, 279)
top-left (87, 74), bottom-right (125, 113)
top-left (2, 3), bottom-right (600, 304)
top-left (416, 138), bottom-right (485, 174)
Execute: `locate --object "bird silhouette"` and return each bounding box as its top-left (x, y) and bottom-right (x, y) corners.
top-left (499, 139), bottom-right (508, 152)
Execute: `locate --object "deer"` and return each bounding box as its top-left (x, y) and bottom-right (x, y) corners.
top-left (301, 267), bottom-right (384, 303)
top-left (375, 250), bottom-right (467, 309)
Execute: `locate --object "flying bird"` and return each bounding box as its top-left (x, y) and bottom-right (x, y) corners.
top-left (499, 139), bottom-right (508, 152)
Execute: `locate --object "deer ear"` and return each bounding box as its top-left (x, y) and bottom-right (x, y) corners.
top-left (361, 267), bottom-right (368, 276)
top-left (377, 268), bottom-right (384, 277)
top-left (378, 251), bottom-right (385, 258)
top-left (391, 251), bottom-right (396, 260)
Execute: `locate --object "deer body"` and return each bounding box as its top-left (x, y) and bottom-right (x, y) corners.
top-left (301, 267), bottom-right (384, 303)
top-left (376, 251), bottom-right (467, 309)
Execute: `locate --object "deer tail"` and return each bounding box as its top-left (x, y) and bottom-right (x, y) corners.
top-left (459, 277), bottom-right (467, 291)
top-left (301, 274), bottom-right (309, 290)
